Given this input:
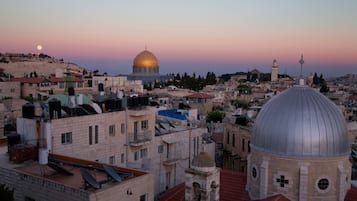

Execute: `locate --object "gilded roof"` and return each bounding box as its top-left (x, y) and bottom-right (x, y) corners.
top-left (133, 50), bottom-right (159, 68)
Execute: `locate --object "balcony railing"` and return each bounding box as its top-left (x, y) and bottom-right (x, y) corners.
top-left (128, 131), bottom-right (152, 146)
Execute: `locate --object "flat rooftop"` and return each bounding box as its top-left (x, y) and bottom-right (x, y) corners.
top-left (0, 145), bottom-right (147, 191)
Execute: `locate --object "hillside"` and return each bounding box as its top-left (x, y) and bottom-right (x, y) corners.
top-left (0, 53), bottom-right (86, 77)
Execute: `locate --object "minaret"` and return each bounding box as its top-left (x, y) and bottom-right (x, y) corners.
top-left (299, 55), bottom-right (305, 85)
top-left (271, 59), bottom-right (279, 82)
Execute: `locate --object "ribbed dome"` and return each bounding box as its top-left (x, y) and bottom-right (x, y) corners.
top-left (251, 85), bottom-right (349, 157)
top-left (192, 152), bottom-right (215, 167)
top-left (133, 50), bottom-right (158, 68)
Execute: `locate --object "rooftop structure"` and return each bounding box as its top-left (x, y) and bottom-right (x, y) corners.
top-left (0, 150), bottom-right (153, 201)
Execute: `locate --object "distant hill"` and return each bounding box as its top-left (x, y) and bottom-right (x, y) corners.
top-left (0, 53), bottom-right (86, 78)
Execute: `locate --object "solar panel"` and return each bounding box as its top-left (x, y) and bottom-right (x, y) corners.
top-left (47, 162), bottom-right (74, 176)
top-left (80, 168), bottom-right (101, 190)
top-left (103, 164), bottom-right (122, 182)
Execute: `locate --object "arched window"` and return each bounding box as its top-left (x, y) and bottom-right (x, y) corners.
top-left (193, 182), bottom-right (201, 201)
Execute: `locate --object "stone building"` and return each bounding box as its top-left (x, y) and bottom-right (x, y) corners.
top-left (247, 82), bottom-right (351, 201)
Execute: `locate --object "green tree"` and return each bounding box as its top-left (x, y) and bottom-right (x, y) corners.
top-left (206, 110), bottom-right (224, 123)
top-left (320, 84), bottom-right (329, 93)
top-left (312, 72), bottom-right (319, 85)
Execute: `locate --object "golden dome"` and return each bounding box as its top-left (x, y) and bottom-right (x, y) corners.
top-left (133, 50), bottom-right (159, 68)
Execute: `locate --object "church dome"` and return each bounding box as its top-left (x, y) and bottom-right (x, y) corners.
top-left (251, 85), bottom-right (349, 157)
top-left (192, 152), bottom-right (215, 167)
top-left (132, 50), bottom-right (159, 74)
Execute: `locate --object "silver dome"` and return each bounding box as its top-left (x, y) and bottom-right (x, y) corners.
top-left (251, 85), bottom-right (349, 157)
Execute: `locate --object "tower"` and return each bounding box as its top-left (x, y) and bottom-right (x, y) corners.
top-left (271, 59), bottom-right (279, 82)
top-left (185, 152), bottom-right (220, 201)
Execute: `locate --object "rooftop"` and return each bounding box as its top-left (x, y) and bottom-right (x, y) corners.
top-left (0, 146), bottom-right (147, 192)
top-left (158, 169), bottom-right (357, 201)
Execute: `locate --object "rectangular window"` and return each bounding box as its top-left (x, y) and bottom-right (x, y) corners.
top-left (61, 132), bottom-right (72, 144)
top-left (232, 134), bottom-right (235, 147)
top-left (59, 82), bottom-right (64, 88)
top-left (89, 126), bottom-right (93, 145)
top-left (227, 132), bottom-right (230, 145)
top-left (121, 153), bottom-right (125, 163)
top-left (134, 151), bottom-right (139, 161)
top-left (141, 120), bottom-right (148, 130)
top-left (158, 145), bottom-right (163, 153)
top-left (166, 171), bottom-right (171, 189)
top-left (242, 138), bottom-right (245, 152)
top-left (109, 125), bottom-right (115, 136)
top-left (109, 156), bottom-right (115, 165)
top-left (248, 141), bottom-right (251, 153)
top-left (10, 88), bottom-right (15, 93)
top-left (121, 123), bottom-right (125, 134)
top-left (140, 148), bottom-right (147, 158)
top-left (95, 125), bottom-right (98, 144)
top-left (140, 194), bottom-right (147, 201)
top-left (196, 136), bottom-right (199, 155)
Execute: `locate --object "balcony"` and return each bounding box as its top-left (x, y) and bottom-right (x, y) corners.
top-left (162, 152), bottom-right (182, 166)
top-left (128, 131), bottom-right (152, 147)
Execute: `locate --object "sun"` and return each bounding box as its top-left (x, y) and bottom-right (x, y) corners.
top-left (36, 44), bottom-right (43, 51)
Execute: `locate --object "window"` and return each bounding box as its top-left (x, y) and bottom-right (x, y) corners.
top-left (232, 134), bottom-right (235, 147)
top-left (227, 132), bottom-right (229, 144)
top-left (141, 120), bottom-right (148, 130)
top-left (59, 82), bottom-right (64, 88)
top-left (252, 167), bottom-right (257, 178)
top-left (140, 194), bottom-right (147, 201)
top-left (134, 151), bottom-right (139, 161)
top-left (242, 138), bottom-right (245, 152)
top-left (61, 132), bottom-right (72, 144)
top-left (318, 178), bottom-right (329, 190)
top-left (109, 156), bottom-right (115, 165)
top-left (248, 141), bottom-right (251, 152)
top-left (95, 125), bottom-right (98, 144)
top-left (140, 148), bottom-right (147, 158)
top-left (109, 125), bottom-right (115, 136)
top-left (166, 171), bottom-right (171, 189)
top-left (121, 153), bottom-right (125, 163)
top-left (158, 145), bottom-right (163, 153)
top-left (10, 88), bottom-right (15, 93)
top-left (121, 123), bottom-right (125, 134)
top-left (77, 82), bottom-right (83, 88)
top-left (89, 126), bottom-right (93, 145)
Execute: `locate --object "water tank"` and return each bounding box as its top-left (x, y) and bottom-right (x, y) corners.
top-left (7, 134), bottom-right (20, 153)
top-left (105, 99), bottom-right (116, 110)
top-left (115, 99), bottom-right (122, 110)
top-left (117, 90), bottom-right (124, 99)
top-left (76, 94), bottom-right (83, 105)
top-left (132, 97), bottom-right (139, 106)
top-left (22, 103), bottom-right (35, 119)
top-left (68, 86), bottom-right (75, 96)
top-left (38, 148), bottom-right (48, 165)
top-left (49, 99), bottom-right (62, 119)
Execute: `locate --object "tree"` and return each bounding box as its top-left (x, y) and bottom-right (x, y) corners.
top-left (320, 84), bottom-right (329, 93)
top-left (313, 72), bottom-right (319, 85)
top-left (206, 110), bottom-right (224, 123)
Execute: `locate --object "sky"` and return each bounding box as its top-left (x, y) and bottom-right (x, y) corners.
top-left (1, 0), bottom-right (356, 77)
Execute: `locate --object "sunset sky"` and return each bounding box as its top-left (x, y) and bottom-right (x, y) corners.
top-left (1, 0), bottom-right (356, 76)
